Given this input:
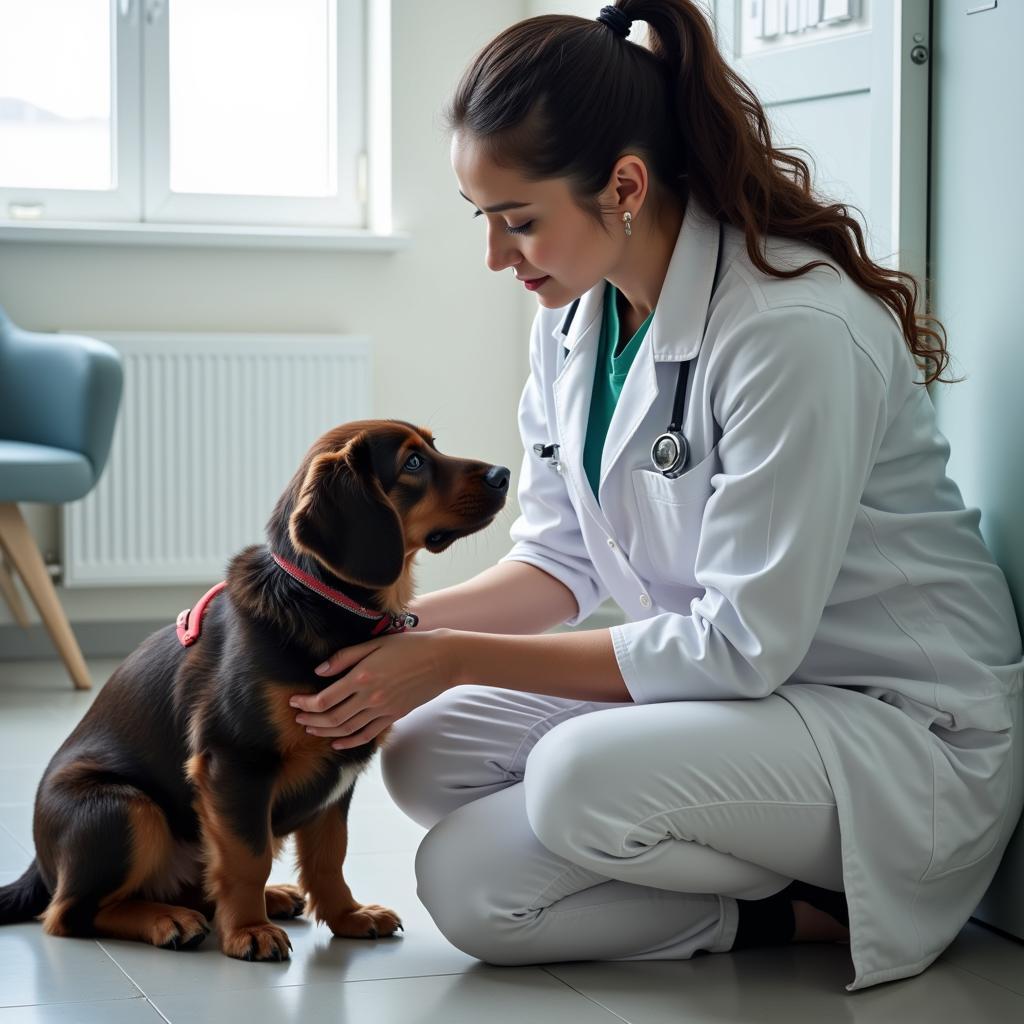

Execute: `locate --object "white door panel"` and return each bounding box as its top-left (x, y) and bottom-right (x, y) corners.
top-left (771, 91), bottom-right (873, 210)
top-left (714, 0), bottom-right (930, 285)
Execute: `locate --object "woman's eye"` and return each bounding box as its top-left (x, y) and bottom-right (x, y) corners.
top-left (404, 452), bottom-right (424, 472)
top-left (506, 221), bottom-right (534, 235)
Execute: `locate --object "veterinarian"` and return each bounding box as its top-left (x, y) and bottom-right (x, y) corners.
top-left (289, 1), bottom-right (1024, 991)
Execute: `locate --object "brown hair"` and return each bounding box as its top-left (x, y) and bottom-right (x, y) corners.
top-left (443, 0), bottom-right (953, 386)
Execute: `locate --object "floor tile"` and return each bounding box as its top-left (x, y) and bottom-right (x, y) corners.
top-left (148, 967), bottom-right (626, 1024)
top-left (0, 823), bottom-right (31, 872)
top-left (340, 792), bottom-right (427, 855)
top-left (0, 924), bottom-right (143, 1009)
top-left (99, 850), bottom-right (473, 995)
top-left (0, 999), bottom-right (166, 1023)
top-left (0, 721), bottom-right (71, 770)
top-left (546, 944), bottom-right (1024, 1023)
top-left (0, 766), bottom-right (47, 805)
top-left (0, 805), bottom-right (32, 853)
top-left (938, 919), bottom-right (1024, 996)
top-left (0, 661), bottom-right (114, 718)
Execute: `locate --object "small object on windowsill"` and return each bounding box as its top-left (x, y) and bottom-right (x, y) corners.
top-left (8, 203), bottom-right (44, 220)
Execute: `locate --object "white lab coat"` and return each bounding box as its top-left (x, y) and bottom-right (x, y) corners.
top-left (498, 196), bottom-right (1024, 990)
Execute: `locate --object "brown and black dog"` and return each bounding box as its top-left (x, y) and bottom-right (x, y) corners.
top-left (0, 420), bottom-right (508, 961)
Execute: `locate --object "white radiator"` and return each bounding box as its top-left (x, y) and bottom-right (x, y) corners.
top-left (60, 331), bottom-right (371, 587)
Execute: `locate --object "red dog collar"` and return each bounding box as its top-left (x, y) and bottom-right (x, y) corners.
top-left (270, 553), bottom-right (417, 635)
top-left (176, 581), bottom-right (227, 647)
top-left (175, 557), bottom-right (417, 649)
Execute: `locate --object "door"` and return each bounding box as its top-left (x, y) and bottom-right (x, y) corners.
top-left (712, 0), bottom-right (930, 286)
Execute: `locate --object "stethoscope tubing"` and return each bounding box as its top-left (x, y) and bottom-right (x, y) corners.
top-left (551, 221), bottom-right (723, 479)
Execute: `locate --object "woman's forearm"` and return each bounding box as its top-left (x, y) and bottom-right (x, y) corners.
top-left (444, 626), bottom-right (632, 703)
top-left (407, 560), bottom-right (580, 635)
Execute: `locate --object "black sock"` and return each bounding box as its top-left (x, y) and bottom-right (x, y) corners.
top-left (731, 888), bottom-right (795, 950)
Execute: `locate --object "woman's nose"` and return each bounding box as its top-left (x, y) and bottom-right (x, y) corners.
top-left (485, 226), bottom-right (519, 273)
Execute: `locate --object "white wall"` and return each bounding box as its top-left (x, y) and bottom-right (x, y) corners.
top-left (0, 0), bottom-right (539, 628)
top-left (527, 1), bottom-right (594, 17)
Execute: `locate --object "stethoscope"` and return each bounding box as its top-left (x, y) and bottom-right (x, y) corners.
top-left (651, 349), bottom-right (694, 478)
top-left (535, 222), bottom-right (722, 480)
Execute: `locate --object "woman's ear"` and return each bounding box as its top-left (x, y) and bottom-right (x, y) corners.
top-left (607, 153), bottom-right (647, 213)
top-left (288, 434), bottom-right (405, 588)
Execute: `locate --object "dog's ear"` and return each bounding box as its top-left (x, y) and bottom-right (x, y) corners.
top-left (288, 434), bottom-right (405, 588)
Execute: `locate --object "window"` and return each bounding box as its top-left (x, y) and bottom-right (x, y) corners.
top-left (0, 0), bottom-right (387, 232)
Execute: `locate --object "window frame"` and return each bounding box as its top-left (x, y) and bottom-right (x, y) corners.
top-left (0, 0), bottom-right (387, 237)
top-left (0, 0), bottom-right (142, 222)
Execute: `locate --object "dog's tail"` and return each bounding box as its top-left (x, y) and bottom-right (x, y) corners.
top-left (0, 860), bottom-right (50, 924)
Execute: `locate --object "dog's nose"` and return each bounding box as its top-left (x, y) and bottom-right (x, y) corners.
top-left (484, 465), bottom-right (510, 492)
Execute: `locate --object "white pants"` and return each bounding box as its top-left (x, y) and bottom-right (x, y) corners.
top-left (380, 685), bottom-right (845, 966)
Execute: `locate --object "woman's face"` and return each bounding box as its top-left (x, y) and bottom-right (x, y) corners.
top-left (451, 131), bottom-right (622, 309)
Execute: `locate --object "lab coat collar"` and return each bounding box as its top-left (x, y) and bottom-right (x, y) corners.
top-left (553, 280), bottom-right (603, 354)
top-left (550, 195), bottom-right (721, 361)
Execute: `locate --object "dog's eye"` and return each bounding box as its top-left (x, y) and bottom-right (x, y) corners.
top-left (403, 452), bottom-right (425, 472)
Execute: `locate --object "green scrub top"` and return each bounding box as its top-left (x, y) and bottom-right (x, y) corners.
top-left (582, 283), bottom-right (655, 502)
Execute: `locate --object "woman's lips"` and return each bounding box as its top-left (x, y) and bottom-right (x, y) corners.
top-left (522, 275), bottom-right (550, 291)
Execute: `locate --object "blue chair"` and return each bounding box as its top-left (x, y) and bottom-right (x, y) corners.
top-left (0, 307), bottom-right (123, 689)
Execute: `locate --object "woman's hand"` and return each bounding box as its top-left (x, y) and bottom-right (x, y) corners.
top-left (289, 628), bottom-right (462, 749)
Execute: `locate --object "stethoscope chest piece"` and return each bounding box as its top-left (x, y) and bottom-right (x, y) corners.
top-left (651, 429), bottom-right (689, 478)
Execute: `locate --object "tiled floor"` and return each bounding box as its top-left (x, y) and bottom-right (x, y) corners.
top-left (1, 658), bottom-right (1023, 1023)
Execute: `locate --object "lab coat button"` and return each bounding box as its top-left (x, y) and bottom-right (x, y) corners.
top-left (639, 593), bottom-right (651, 608)
top-left (607, 538), bottom-right (617, 550)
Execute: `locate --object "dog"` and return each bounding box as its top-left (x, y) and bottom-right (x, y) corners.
top-left (0, 420), bottom-right (509, 961)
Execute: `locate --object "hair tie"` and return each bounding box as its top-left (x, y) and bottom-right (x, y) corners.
top-left (596, 5), bottom-right (632, 38)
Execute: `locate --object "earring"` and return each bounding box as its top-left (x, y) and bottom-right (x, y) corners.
top-left (623, 211), bottom-right (632, 238)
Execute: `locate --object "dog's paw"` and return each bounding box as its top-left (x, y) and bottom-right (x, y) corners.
top-left (220, 922), bottom-right (293, 962)
top-left (327, 903), bottom-right (403, 940)
top-left (265, 884), bottom-right (307, 919)
top-left (153, 908), bottom-right (212, 951)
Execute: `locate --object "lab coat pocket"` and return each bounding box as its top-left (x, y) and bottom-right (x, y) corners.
top-left (629, 444), bottom-right (720, 587)
top-left (922, 725), bottom-right (1013, 881)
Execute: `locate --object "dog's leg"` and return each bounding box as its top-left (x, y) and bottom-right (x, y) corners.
top-left (37, 766), bottom-right (211, 951)
top-left (186, 751), bottom-right (292, 962)
top-left (265, 884), bottom-right (306, 919)
top-left (91, 900), bottom-right (212, 950)
top-left (294, 784), bottom-right (403, 940)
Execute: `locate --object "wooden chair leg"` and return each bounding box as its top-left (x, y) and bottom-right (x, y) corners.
top-left (0, 503), bottom-right (91, 690)
top-left (0, 553), bottom-right (30, 627)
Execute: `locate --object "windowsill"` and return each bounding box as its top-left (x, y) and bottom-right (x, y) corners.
top-left (0, 219), bottom-right (411, 252)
